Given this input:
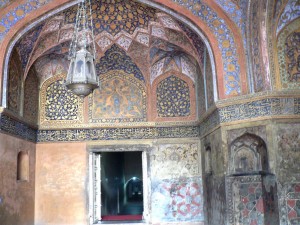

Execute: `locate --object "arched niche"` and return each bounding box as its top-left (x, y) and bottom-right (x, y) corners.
top-left (229, 133), bottom-right (269, 175)
top-left (17, 151), bottom-right (29, 181)
top-left (151, 70), bottom-right (196, 122)
top-left (39, 73), bottom-right (83, 128)
top-left (125, 177), bottom-right (143, 202)
top-left (204, 145), bottom-right (212, 175)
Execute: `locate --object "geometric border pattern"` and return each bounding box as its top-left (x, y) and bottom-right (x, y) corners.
top-left (219, 97), bottom-right (300, 123)
top-left (1, 95), bottom-right (300, 142)
top-left (225, 175), bottom-right (263, 225)
top-left (0, 114), bottom-right (37, 142)
top-left (277, 18), bottom-right (300, 90)
top-left (0, 0), bottom-right (51, 41)
top-left (37, 126), bottom-right (200, 142)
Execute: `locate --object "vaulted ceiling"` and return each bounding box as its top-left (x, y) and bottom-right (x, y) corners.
top-left (13, 0), bottom-right (205, 86)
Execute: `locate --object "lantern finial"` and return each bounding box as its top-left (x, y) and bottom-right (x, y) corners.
top-left (66, 0), bottom-right (98, 98)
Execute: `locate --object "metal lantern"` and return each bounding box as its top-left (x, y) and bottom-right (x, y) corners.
top-left (66, 0), bottom-right (99, 98)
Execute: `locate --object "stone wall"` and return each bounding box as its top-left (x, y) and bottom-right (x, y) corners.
top-left (202, 128), bottom-right (227, 225)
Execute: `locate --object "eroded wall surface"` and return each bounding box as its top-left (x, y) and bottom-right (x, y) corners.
top-left (201, 128), bottom-right (226, 225)
top-left (0, 133), bottom-right (35, 225)
top-left (150, 141), bottom-right (204, 224)
top-left (276, 122), bottom-right (300, 225)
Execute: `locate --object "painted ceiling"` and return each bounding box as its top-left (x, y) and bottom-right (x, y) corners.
top-left (13, 0), bottom-right (205, 85)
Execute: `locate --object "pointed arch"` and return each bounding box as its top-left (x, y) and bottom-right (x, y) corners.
top-left (0, 0), bottom-right (247, 108)
top-left (229, 133), bottom-right (269, 174)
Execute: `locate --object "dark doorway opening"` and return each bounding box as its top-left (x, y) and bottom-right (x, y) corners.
top-left (100, 151), bottom-right (143, 221)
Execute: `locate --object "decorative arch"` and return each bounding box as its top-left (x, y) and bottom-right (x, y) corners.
top-left (276, 0), bottom-right (300, 36)
top-left (0, 0), bottom-right (247, 108)
top-left (276, 18), bottom-right (300, 90)
top-left (39, 73), bottom-right (83, 128)
top-left (151, 70), bottom-right (196, 122)
top-left (229, 133), bottom-right (269, 175)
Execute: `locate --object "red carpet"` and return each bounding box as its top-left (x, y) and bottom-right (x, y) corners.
top-left (102, 215), bottom-right (143, 221)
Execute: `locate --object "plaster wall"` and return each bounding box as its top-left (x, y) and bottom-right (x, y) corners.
top-left (35, 142), bottom-right (87, 225)
top-left (0, 133), bottom-right (35, 225)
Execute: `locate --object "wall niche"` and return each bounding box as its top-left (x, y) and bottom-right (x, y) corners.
top-left (229, 133), bottom-right (268, 175)
top-left (226, 132), bottom-right (279, 225)
top-left (17, 151), bottom-right (29, 181)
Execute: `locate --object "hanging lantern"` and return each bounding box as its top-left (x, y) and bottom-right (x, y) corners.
top-left (66, 0), bottom-right (99, 98)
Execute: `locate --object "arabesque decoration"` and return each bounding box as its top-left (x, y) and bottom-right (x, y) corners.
top-left (39, 74), bottom-right (83, 128)
top-left (156, 75), bottom-right (190, 117)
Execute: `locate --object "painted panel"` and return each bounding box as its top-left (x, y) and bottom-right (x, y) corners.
top-left (15, 24), bottom-right (43, 70)
top-left (39, 74), bottom-right (83, 128)
top-left (89, 70), bottom-right (146, 123)
top-left (156, 75), bottom-right (190, 117)
top-left (226, 176), bottom-right (265, 225)
top-left (8, 50), bottom-right (22, 115)
top-left (277, 123), bottom-right (300, 183)
top-left (151, 143), bottom-right (200, 179)
top-left (277, 18), bottom-right (300, 89)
